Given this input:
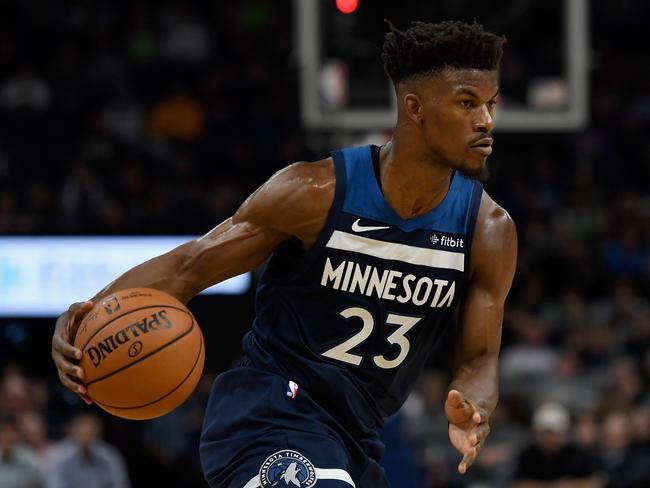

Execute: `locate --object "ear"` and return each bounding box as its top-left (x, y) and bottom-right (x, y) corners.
top-left (403, 93), bottom-right (423, 124)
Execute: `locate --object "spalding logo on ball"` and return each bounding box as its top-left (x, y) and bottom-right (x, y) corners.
top-left (84, 309), bottom-right (173, 368)
top-left (74, 288), bottom-right (205, 420)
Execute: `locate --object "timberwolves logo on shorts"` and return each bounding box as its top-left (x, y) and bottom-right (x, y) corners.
top-left (259, 450), bottom-right (316, 487)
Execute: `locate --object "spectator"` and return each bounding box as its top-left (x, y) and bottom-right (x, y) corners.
top-left (0, 365), bottom-right (33, 415)
top-left (45, 414), bottom-right (130, 488)
top-left (0, 69), bottom-right (51, 112)
top-left (514, 402), bottom-right (601, 487)
top-left (599, 410), bottom-right (650, 487)
top-left (597, 358), bottom-right (644, 413)
top-left (629, 406), bottom-right (650, 452)
top-left (573, 413), bottom-right (600, 460)
top-left (59, 162), bottom-right (109, 231)
top-left (601, 228), bottom-right (647, 277)
top-left (402, 370), bottom-right (452, 486)
top-left (159, 8), bottom-right (211, 63)
top-left (501, 312), bottom-right (559, 398)
top-left (469, 399), bottom-right (529, 486)
top-left (16, 412), bottom-right (54, 473)
top-left (0, 413), bottom-right (42, 488)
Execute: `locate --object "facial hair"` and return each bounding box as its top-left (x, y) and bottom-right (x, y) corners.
top-left (458, 160), bottom-right (491, 182)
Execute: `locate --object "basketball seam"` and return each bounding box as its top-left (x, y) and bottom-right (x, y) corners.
top-left (92, 334), bottom-right (204, 410)
top-left (77, 304), bottom-right (191, 352)
top-left (84, 316), bottom-right (195, 387)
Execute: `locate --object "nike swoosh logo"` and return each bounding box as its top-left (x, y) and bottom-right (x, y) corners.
top-left (351, 219), bottom-right (390, 232)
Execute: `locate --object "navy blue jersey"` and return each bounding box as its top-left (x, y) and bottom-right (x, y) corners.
top-left (242, 144), bottom-right (483, 436)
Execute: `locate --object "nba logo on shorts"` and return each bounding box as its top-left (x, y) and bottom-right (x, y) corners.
top-left (286, 380), bottom-right (299, 398)
top-left (259, 450), bottom-right (316, 487)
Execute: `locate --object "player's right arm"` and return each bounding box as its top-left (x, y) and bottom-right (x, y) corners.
top-left (51, 159), bottom-right (335, 401)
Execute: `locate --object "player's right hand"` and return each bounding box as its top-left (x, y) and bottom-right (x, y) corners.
top-left (51, 301), bottom-right (94, 405)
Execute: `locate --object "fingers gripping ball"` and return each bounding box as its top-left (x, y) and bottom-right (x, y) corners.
top-left (74, 288), bottom-right (205, 420)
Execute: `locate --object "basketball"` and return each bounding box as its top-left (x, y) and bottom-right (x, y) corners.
top-left (74, 288), bottom-right (205, 420)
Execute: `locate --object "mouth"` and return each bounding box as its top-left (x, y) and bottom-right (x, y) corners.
top-left (469, 138), bottom-right (493, 156)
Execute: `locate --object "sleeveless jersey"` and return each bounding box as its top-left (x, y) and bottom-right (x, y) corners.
top-left (242, 145), bottom-right (483, 436)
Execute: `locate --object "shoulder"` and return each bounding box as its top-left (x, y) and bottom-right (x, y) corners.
top-left (271, 158), bottom-right (335, 201)
top-left (12, 446), bottom-right (41, 468)
top-left (469, 191), bottom-right (517, 290)
top-left (233, 158), bottom-right (336, 241)
top-left (473, 191), bottom-right (517, 261)
top-left (49, 440), bottom-right (77, 465)
top-left (93, 441), bottom-right (126, 462)
top-left (475, 191), bottom-right (516, 245)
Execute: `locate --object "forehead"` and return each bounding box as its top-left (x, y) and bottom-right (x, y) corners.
top-left (426, 68), bottom-right (498, 96)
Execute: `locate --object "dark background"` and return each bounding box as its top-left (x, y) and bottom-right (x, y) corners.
top-left (1, 1), bottom-right (650, 487)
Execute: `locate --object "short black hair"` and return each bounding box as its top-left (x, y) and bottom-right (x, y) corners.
top-left (382, 20), bottom-right (506, 85)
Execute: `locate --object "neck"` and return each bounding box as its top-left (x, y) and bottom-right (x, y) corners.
top-left (380, 129), bottom-right (453, 220)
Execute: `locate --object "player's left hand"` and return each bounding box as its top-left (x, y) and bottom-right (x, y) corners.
top-left (445, 389), bottom-right (490, 474)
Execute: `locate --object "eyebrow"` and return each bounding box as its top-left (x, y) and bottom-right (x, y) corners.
top-left (456, 87), bottom-right (500, 99)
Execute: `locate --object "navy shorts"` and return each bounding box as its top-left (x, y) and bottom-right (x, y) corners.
top-left (199, 367), bottom-right (390, 488)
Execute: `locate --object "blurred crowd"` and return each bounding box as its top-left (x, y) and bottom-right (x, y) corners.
top-left (0, 363), bottom-right (215, 488)
top-left (0, 0), bottom-right (311, 235)
top-left (1, 0), bottom-right (650, 487)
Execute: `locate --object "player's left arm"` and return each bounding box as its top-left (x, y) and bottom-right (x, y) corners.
top-left (445, 191), bottom-right (518, 474)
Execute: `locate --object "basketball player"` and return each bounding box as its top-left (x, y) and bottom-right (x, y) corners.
top-left (52, 21), bottom-right (516, 487)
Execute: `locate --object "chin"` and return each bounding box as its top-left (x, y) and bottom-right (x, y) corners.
top-left (457, 158), bottom-right (490, 182)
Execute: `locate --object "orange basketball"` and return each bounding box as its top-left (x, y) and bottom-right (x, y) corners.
top-left (74, 288), bottom-right (205, 420)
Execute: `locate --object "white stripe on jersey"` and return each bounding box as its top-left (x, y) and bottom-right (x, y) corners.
top-left (326, 231), bottom-right (464, 272)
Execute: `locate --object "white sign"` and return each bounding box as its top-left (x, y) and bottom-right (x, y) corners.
top-left (0, 236), bottom-right (251, 317)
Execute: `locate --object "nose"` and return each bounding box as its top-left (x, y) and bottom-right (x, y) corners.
top-left (473, 104), bottom-right (495, 133)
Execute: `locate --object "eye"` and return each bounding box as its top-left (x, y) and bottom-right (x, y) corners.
top-left (461, 100), bottom-right (473, 108)
top-left (487, 100), bottom-right (497, 109)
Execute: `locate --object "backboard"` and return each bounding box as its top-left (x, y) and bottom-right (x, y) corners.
top-left (296, 0), bottom-right (589, 132)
